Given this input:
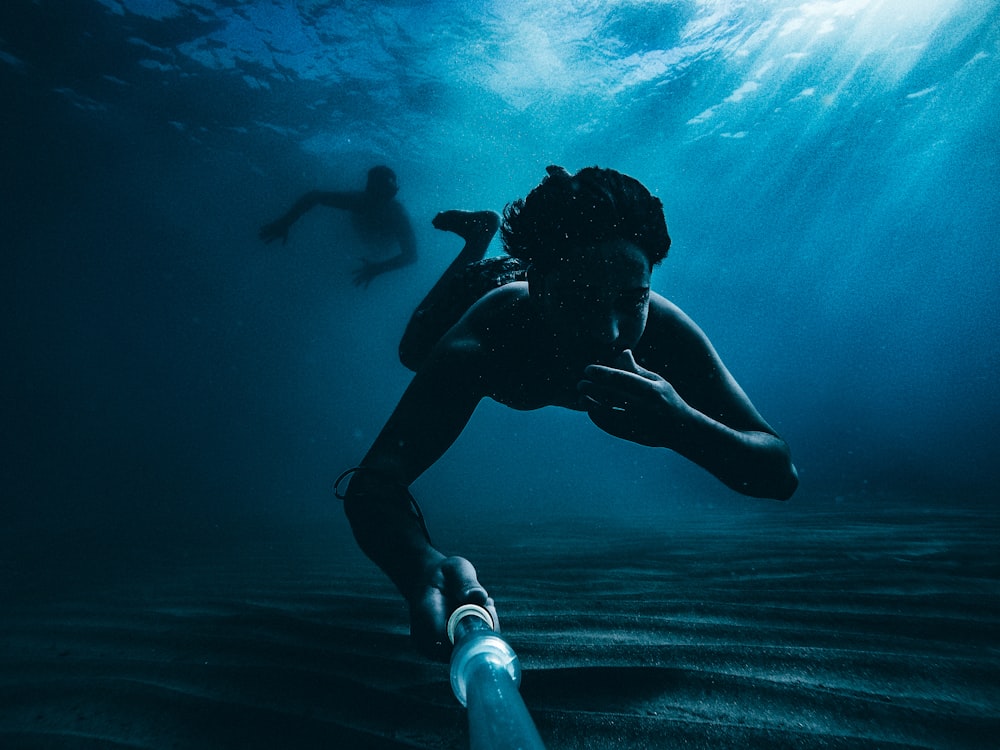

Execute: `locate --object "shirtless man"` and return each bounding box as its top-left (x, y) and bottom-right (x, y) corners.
top-left (339, 165), bottom-right (798, 659)
top-left (259, 165), bottom-right (417, 288)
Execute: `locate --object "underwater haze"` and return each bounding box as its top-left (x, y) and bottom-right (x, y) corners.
top-left (2, 1), bottom-right (999, 748)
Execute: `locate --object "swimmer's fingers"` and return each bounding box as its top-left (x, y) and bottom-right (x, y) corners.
top-left (580, 350), bottom-right (666, 409)
top-left (352, 259), bottom-right (377, 288)
top-left (409, 556), bottom-right (497, 661)
top-left (259, 219), bottom-right (290, 245)
top-left (411, 584), bottom-right (450, 661)
top-left (585, 350), bottom-right (660, 388)
top-left (441, 557), bottom-right (498, 630)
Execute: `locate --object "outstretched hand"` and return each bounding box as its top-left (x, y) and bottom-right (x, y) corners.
top-left (409, 555), bottom-right (498, 662)
top-left (259, 217), bottom-right (291, 245)
top-left (578, 349), bottom-right (690, 448)
top-left (352, 259), bottom-right (381, 288)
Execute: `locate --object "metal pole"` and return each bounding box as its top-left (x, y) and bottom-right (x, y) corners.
top-left (447, 604), bottom-right (547, 750)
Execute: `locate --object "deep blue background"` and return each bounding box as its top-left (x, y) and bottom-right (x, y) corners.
top-left (2, 1), bottom-right (998, 564)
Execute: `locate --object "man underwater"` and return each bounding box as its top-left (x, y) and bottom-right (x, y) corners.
top-left (259, 165), bottom-right (417, 288)
top-left (339, 165), bottom-right (798, 659)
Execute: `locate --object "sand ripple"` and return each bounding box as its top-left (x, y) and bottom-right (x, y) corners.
top-left (1, 504), bottom-right (997, 748)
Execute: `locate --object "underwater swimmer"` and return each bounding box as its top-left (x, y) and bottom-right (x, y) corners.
top-left (340, 165), bottom-right (799, 660)
top-left (259, 165), bottom-right (417, 288)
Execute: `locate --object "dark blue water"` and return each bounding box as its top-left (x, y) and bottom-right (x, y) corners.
top-left (4, 0), bottom-right (998, 560)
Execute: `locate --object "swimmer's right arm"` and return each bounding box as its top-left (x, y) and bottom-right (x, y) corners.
top-left (342, 337), bottom-right (496, 658)
top-left (355, 326), bottom-right (489, 486)
top-left (341, 468), bottom-right (444, 602)
top-left (343, 468), bottom-right (495, 660)
top-left (259, 190), bottom-right (359, 244)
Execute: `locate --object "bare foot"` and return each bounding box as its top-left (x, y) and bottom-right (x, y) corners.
top-left (432, 210), bottom-right (500, 241)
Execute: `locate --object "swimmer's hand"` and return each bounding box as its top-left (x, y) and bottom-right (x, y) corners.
top-left (352, 258), bottom-right (381, 288)
top-left (578, 349), bottom-right (691, 448)
top-left (259, 217), bottom-right (292, 245)
top-left (409, 555), bottom-right (498, 662)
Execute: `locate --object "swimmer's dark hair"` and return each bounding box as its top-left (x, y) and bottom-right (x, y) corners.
top-left (500, 165), bottom-right (670, 272)
top-left (367, 164), bottom-right (397, 184)
top-left (366, 165), bottom-right (398, 200)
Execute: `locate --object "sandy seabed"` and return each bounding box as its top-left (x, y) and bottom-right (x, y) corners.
top-left (1, 500), bottom-right (998, 749)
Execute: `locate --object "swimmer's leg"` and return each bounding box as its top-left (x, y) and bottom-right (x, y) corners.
top-left (399, 211), bottom-right (500, 372)
top-left (431, 210), bottom-right (500, 259)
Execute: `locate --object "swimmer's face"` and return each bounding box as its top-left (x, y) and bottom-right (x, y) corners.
top-left (534, 238), bottom-right (651, 366)
top-left (366, 169), bottom-right (398, 201)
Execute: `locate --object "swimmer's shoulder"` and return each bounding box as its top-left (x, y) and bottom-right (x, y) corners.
top-left (440, 281), bottom-right (534, 355)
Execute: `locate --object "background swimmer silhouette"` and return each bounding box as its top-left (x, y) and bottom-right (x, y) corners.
top-left (259, 165), bottom-right (417, 288)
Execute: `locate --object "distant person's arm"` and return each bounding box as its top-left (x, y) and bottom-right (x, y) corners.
top-left (578, 296), bottom-right (799, 500)
top-left (259, 190), bottom-right (358, 245)
top-left (352, 204), bottom-right (419, 287)
top-left (342, 330), bottom-right (496, 660)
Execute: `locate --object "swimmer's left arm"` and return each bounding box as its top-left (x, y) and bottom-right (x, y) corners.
top-left (352, 205), bottom-right (418, 287)
top-left (579, 302), bottom-right (798, 500)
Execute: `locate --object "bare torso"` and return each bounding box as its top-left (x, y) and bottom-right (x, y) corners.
top-left (445, 282), bottom-right (701, 414)
top-left (360, 274), bottom-right (789, 495)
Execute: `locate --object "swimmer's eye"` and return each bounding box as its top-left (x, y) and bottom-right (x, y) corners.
top-left (621, 288), bottom-right (649, 310)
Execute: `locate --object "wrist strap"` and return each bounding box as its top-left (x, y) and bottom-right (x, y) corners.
top-left (333, 466), bottom-right (432, 545)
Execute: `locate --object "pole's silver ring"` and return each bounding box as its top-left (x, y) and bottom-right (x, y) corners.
top-left (447, 603), bottom-right (495, 644)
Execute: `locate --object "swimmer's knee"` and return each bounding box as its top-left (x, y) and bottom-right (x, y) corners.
top-left (484, 210), bottom-right (500, 233)
top-left (398, 321), bottom-right (426, 372)
top-left (398, 341), bottom-right (421, 373)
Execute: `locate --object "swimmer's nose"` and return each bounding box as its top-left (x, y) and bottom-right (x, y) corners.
top-left (586, 311), bottom-right (622, 348)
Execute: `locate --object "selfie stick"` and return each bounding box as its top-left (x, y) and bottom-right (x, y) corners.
top-left (448, 604), bottom-right (546, 750)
